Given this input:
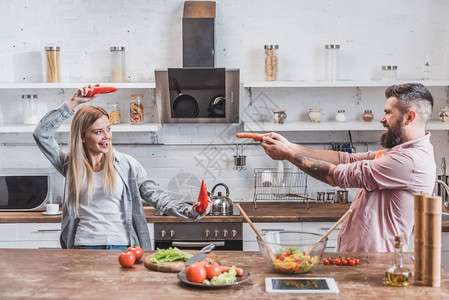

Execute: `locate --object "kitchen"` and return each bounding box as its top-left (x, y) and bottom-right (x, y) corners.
top-left (1, 0), bottom-right (449, 298)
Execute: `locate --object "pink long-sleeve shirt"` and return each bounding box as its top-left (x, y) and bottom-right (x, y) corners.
top-left (333, 133), bottom-right (436, 252)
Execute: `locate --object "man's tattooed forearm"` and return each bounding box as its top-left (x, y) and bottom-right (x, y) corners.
top-left (294, 155), bottom-right (332, 184)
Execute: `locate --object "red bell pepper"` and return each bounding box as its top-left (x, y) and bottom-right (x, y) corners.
top-left (85, 86), bottom-right (118, 97)
top-left (197, 180), bottom-right (209, 214)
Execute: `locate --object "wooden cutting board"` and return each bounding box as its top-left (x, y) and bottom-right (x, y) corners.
top-left (144, 250), bottom-right (219, 273)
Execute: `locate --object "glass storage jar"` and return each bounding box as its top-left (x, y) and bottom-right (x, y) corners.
top-left (264, 45), bottom-right (279, 81)
top-left (130, 94), bottom-right (144, 124)
top-left (22, 94), bottom-right (39, 125)
top-left (324, 44), bottom-right (340, 81)
top-left (110, 46), bottom-right (126, 82)
top-left (45, 46), bottom-right (60, 83)
top-left (382, 65), bottom-right (397, 81)
top-left (336, 110), bottom-right (347, 122)
top-left (362, 110), bottom-right (374, 122)
top-left (108, 103), bottom-right (120, 125)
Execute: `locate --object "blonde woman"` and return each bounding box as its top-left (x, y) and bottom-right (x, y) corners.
top-left (34, 85), bottom-right (208, 250)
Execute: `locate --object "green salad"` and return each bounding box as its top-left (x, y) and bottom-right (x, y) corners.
top-left (203, 266), bottom-right (238, 285)
top-left (149, 247), bottom-right (193, 263)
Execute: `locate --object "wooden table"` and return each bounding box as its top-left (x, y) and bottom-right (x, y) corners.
top-left (0, 249), bottom-right (448, 299)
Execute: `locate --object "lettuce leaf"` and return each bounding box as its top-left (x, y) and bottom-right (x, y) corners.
top-left (203, 266), bottom-right (237, 285)
top-left (149, 247), bottom-right (193, 263)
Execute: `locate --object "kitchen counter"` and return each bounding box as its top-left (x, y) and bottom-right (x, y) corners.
top-left (2, 202), bottom-right (449, 231)
top-left (0, 249), bottom-right (448, 299)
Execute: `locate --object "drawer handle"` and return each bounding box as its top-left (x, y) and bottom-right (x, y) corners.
top-left (172, 241), bottom-right (225, 247)
top-left (320, 227), bottom-right (341, 231)
top-left (38, 247), bottom-right (61, 249)
top-left (261, 229), bottom-right (285, 232)
top-left (37, 229), bottom-right (61, 233)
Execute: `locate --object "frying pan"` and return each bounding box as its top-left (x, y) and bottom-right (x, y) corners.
top-left (172, 78), bottom-right (199, 118)
top-left (207, 94), bottom-right (226, 117)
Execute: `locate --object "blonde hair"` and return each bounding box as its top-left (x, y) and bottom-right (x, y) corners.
top-left (65, 106), bottom-right (116, 216)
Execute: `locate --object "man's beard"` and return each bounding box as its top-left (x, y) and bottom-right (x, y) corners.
top-left (381, 117), bottom-right (404, 148)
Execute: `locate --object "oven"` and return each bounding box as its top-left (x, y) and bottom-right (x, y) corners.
top-left (154, 222), bottom-right (243, 251)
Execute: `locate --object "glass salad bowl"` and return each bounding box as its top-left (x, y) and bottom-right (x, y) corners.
top-left (257, 231), bottom-right (327, 274)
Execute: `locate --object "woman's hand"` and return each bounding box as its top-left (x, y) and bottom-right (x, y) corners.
top-left (66, 84), bottom-right (98, 110)
top-left (192, 200), bottom-right (211, 215)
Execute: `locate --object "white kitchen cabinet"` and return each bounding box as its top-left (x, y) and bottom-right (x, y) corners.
top-left (302, 222), bottom-right (341, 252)
top-left (16, 223), bottom-right (61, 249)
top-left (442, 232), bottom-right (449, 268)
top-left (0, 224), bottom-right (17, 248)
top-left (243, 222), bottom-right (301, 251)
top-left (148, 223), bottom-right (154, 250)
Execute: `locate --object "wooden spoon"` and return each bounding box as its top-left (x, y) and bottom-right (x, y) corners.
top-left (305, 209), bottom-right (352, 255)
top-left (236, 204), bottom-right (276, 263)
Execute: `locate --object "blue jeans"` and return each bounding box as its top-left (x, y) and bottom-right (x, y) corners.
top-left (74, 245), bottom-right (129, 250)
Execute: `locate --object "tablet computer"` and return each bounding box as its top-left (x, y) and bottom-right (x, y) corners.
top-left (265, 277), bottom-right (339, 294)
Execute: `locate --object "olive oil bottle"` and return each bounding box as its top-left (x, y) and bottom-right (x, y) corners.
top-left (385, 235), bottom-right (411, 286)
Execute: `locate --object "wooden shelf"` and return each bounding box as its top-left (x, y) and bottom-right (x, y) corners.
top-left (243, 120), bottom-right (449, 132)
top-left (0, 82), bottom-right (156, 89)
top-left (243, 80), bottom-right (449, 88)
top-left (0, 123), bottom-right (161, 133)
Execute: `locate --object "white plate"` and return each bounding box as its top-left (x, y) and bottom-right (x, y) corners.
top-left (42, 211), bottom-right (62, 215)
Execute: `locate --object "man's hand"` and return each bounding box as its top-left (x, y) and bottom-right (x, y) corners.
top-left (66, 84), bottom-right (98, 110)
top-left (260, 136), bottom-right (295, 161)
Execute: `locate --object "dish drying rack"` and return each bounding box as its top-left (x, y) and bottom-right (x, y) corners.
top-left (253, 168), bottom-right (310, 209)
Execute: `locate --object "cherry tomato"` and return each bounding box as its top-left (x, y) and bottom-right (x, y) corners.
top-left (335, 258), bottom-right (341, 265)
top-left (118, 250), bottom-right (136, 268)
top-left (185, 262), bottom-right (207, 283)
top-left (346, 257), bottom-right (351, 261)
top-left (328, 258), bottom-right (335, 264)
top-left (355, 258), bottom-right (360, 264)
top-left (322, 258), bottom-right (329, 265)
top-left (204, 262), bottom-right (222, 279)
top-left (127, 246), bottom-right (143, 262)
top-left (279, 251), bottom-right (292, 260)
top-left (342, 259), bottom-right (348, 265)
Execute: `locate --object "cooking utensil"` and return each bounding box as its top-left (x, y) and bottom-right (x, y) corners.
top-left (233, 144), bottom-right (246, 170)
top-left (336, 190), bottom-right (349, 203)
top-left (348, 131), bottom-right (356, 153)
top-left (235, 204), bottom-right (276, 263)
top-left (184, 243), bottom-right (215, 266)
top-left (286, 193), bottom-right (316, 201)
top-left (207, 94), bottom-right (226, 117)
top-left (305, 209), bottom-right (352, 255)
top-left (210, 183), bottom-right (234, 215)
top-left (172, 78), bottom-right (199, 118)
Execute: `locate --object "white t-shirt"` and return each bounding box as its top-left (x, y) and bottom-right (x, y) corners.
top-left (75, 170), bottom-right (129, 246)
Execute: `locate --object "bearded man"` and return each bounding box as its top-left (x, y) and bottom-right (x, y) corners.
top-left (259, 83), bottom-right (436, 252)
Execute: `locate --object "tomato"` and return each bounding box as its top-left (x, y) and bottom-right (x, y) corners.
top-left (127, 246), bottom-right (143, 262)
top-left (334, 258), bottom-right (341, 265)
top-left (322, 258), bottom-right (329, 265)
top-left (342, 259), bottom-right (348, 265)
top-left (328, 258), bottom-right (334, 264)
top-left (185, 262), bottom-right (207, 283)
top-left (204, 262), bottom-right (222, 279)
top-left (349, 259), bottom-right (356, 266)
top-left (355, 258), bottom-right (360, 264)
top-left (279, 251), bottom-right (291, 260)
top-left (118, 250), bottom-right (136, 268)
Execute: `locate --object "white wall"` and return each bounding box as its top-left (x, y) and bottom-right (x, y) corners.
top-left (1, 0), bottom-right (449, 203)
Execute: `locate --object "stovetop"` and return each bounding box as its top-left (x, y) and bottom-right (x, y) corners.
top-left (154, 203), bottom-right (241, 216)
